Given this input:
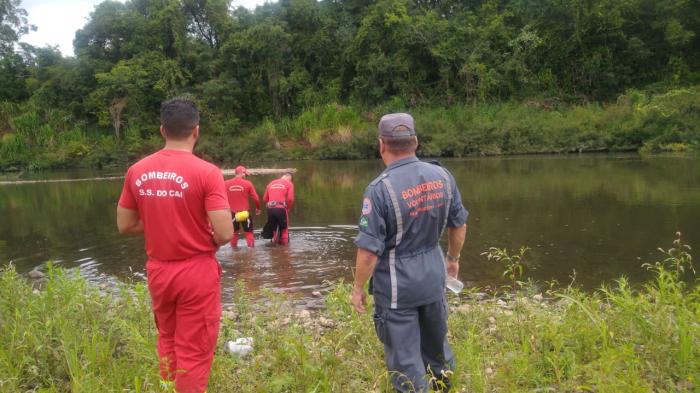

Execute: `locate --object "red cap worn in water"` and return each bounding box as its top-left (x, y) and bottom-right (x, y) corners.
top-left (235, 165), bottom-right (248, 175)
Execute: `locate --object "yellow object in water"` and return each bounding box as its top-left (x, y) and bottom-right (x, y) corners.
top-left (235, 210), bottom-right (250, 222)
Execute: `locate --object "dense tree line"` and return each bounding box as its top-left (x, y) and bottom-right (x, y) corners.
top-left (0, 0), bottom-right (699, 169)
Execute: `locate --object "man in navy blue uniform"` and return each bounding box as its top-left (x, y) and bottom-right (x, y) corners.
top-left (351, 113), bottom-right (468, 392)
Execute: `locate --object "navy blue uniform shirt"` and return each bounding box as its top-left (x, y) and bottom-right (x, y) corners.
top-left (354, 157), bottom-right (469, 309)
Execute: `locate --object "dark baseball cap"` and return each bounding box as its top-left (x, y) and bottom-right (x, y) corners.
top-left (378, 113), bottom-right (416, 137)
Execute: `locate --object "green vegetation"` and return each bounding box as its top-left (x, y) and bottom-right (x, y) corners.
top-left (1, 235), bottom-right (698, 392)
top-left (1, 0), bottom-right (700, 170)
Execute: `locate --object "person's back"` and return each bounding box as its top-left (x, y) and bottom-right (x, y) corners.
top-left (121, 150), bottom-right (228, 261)
top-left (264, 177), bottom-right (294, 208)
top-left (225, 174), bottom-right (259, 213)
top-left (263, 174), bottom-right (294, 245)
top-left (359, 157), bottom-right (463, 308)
top-left (224, 166), bottom-right (261, 248)
top-left (117, 98), bottom-right (233, 393)
top-left (351, 112), bottom-right (468, 393)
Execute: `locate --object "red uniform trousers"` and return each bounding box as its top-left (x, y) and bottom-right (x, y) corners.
top-left (275, 210), bottom-right (289, 245)
top-left (146, 254), bottom-right (221, 393)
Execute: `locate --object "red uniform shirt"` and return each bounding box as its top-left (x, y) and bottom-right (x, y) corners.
top-left (263, 178), bottom-right (295, 209)
top-left (118, 149), bottom-right (229, 261)
top-left (224, 177), bottom-right (260, 212)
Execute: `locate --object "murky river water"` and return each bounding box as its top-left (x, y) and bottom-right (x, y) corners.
top-left (1, 155), bottom-right (699, 303)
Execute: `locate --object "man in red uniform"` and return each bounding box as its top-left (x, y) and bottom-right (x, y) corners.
top-left (116, 98), bottom-right (233, 393)
top-left (262, 173), bottom-right (295, 245)
top-left (224, 165), bottom-right (261, 248)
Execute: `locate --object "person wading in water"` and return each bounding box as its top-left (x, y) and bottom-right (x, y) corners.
top-left (262, 173), bottom-right (295, 245)
top-left (224, 165), bottom-right (261, 248)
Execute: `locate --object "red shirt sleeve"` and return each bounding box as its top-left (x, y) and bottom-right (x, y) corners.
top-left (118, 169), bottom-right (137, 210)
top-left (204, 168), bottom-right (230, 211)
top-left (263, 185), bottom-right (269, 203)
top-left (249, 181), bottom-right (261, 209)
top-left (287, 181), bottom-right (295, 209)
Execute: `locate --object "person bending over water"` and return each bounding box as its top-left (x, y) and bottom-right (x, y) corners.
top-left (262, 173), bottom-right (295, 245)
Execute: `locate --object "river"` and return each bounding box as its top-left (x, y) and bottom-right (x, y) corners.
top-left (1, 154), bottom-right (698, 304)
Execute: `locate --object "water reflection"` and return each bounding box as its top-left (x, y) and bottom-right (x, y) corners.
top-left (1, 154), bottom-right (699, 302)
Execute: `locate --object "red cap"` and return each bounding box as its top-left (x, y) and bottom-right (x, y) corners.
top-left (235, 165), bottom-right (247, 175)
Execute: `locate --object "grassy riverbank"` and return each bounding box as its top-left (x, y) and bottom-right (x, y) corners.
top-left (1, 238), bottom-right (698, 392)
top-left (2, 86), bottom-right (699, 171)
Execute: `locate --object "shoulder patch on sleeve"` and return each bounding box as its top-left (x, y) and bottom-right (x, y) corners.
top-left (359, 215), bottom-right (369, 228)
top-left (362, 197), bottom-right (372, 215)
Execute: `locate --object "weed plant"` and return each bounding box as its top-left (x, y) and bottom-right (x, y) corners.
top-left (0, 235), bottom-right (698, 392)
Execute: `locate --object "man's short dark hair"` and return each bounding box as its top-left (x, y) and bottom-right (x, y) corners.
top-left (160, 97), bottom-right (200, 140)
top-left (381, 135), bottom-right (418, 154)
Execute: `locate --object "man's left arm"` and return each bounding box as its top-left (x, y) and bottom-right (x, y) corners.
top-left (205, 168), bottom-right (233, 245)
top-left (445, 171), bottom-right (469, 277)
top-left (287, 182), bottom-right (295, 210)
top-left (250, 183), bottom-right (261, 213)
top-left (446, 224), bottom-right (466, 278)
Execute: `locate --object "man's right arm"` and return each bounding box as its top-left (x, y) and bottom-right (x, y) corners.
top-left (352, 185), bottom-right (387, 313)
top-left (117, 206), bottom-right (143, 234)
top-left (117, 170), bottom-right (142, 235)
top-left (351, 248), bottom-right (379, 313)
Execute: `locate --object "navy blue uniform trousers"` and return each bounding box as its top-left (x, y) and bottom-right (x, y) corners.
top-left (373, 297), bottom-right (455, 392)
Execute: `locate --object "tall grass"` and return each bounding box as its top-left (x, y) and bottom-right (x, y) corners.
top-left (3, 86), bottom-right (699, 170)
top-left (1, 242), bottom-right (698, 392)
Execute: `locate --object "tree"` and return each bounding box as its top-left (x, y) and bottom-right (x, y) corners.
top-left (88, 51), bottom-right (187, 138)
top-left (182, 0), bottom-right (233, 49)
top-left (0, 0), bottom-right (34, 56)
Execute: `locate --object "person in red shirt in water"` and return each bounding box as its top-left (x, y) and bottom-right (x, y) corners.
top-left (116, 98), bottom-right (233, 393)
top-left (263, 173), bottom-right (295, 245)
top-left (224, 165), bottom-right (261, 248)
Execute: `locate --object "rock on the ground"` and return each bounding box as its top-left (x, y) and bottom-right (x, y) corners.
top-left (222, 311), bottom-right (237, 320)
top-left (473, 292), bottom-right (487, 301)
top-left (298, 309), bottom-right (311, 319)
top-left (28, 268), bottom-right (44, 279)
top-left (533, 293), bottom-right (544, 302)
top-left (319, 317), bottom-right (335, 328)
top-left (312, 291), bottom-right (322, 297)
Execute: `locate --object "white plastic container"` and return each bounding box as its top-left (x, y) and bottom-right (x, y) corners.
top-left (224, 337), bottom-right (254, 357)
top-left (445, 276), bottom-right (464, 294)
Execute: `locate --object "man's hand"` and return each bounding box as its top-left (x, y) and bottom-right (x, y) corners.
top-left (255, 209), bottom-right (261, 216)
top-left (447, 261), bottom-right (459, 279)
top-left (352, 248), bottom-right (379, 313)
top-left (351, 286), bottom-right (367, 313)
